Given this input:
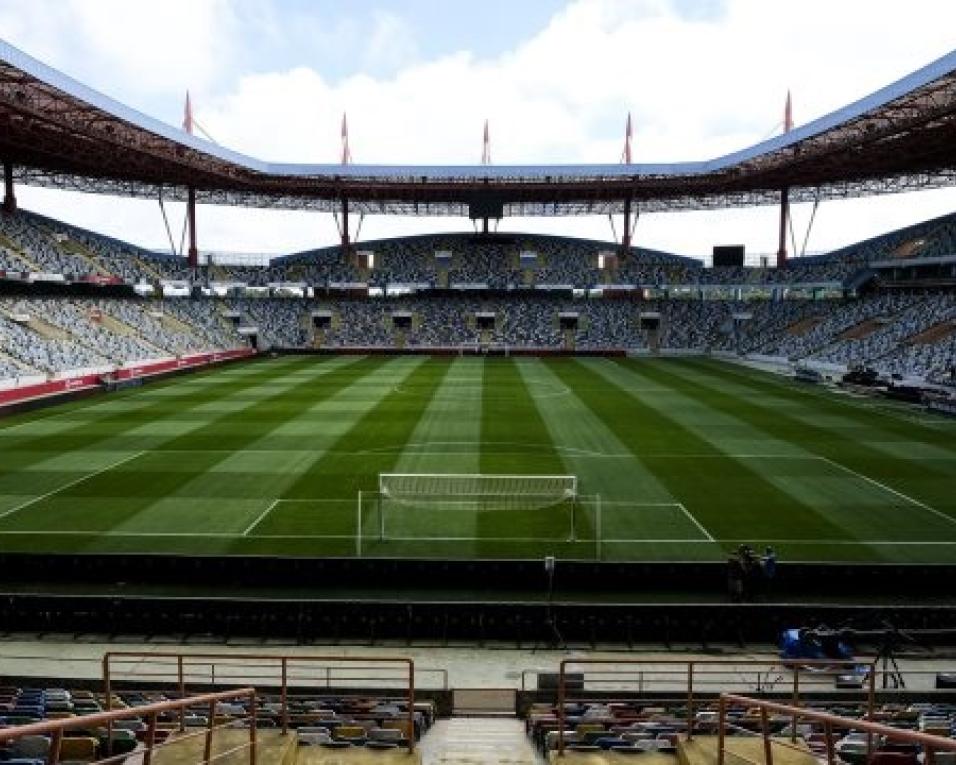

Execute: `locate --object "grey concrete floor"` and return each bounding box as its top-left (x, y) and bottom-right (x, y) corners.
top-left (0, 635), bottom-right (954, 694)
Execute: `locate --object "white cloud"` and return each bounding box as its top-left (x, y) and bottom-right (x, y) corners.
top-left (10, 0), bottom-right (956, 261)
top-left (363, 10), bottom-right (419, 73)
top-left (0, 0), bottom-right (236, 102)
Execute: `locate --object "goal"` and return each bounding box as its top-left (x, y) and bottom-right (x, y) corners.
top-left (356, 473), bottom-right (581, 551)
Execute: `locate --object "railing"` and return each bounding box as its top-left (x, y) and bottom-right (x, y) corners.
top-left (103, 652), bottom-right (417, 751)
top-left (0, 687), bottom-right (257, 765)
top-left (524, 664), bottom-right (938, 694)
top-left (717, 693), bottom-right (956, 765)
top-left (554, 658), bottom-right (876, 756)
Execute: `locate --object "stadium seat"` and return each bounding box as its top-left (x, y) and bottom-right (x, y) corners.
top-left (9, 737), bottom-right (49, 760)
top-left (297, 728), bottom-right (332, 746)
top-left (58, 737), bottom-right (98, 761)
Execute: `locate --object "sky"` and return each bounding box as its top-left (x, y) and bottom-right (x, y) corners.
top-left (2, 0), bottom-right (956, 264)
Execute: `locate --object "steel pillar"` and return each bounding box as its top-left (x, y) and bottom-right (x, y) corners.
top-left (187, 186), bottom-right (198, 268)
top-left (2, 161), bottom-right (15, 213)
top-left (341, 196), bottom-right (350, 262)
top-left (621, 194), bottom-right (633, 261)
top-left (776, 92), bottom-right (793, 268)
top-left (776, 187), bottom-right (789, 268)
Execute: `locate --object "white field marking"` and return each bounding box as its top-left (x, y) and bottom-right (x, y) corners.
top-left (352, 441), bottom-right (815, 459)
top-left (818, 456), bottom-right (956, 528)
top-left (380, 498), bottom-right (566, 505)
top-left (241, 499), bottom-right (280, 536)
top-left (0, 529), bottom-right (953, 545)
top-left (262, 498), bottom-right (352, 503)
top-left (241, 497), bottom-right (357, 536)
top-left (359, 441), bottom-right (614, 457)
top-left (371, 499), bottom-right (682, 507)
top-left (0, 529), bottom-right (354, 539)
top-left (676, 502), bottom-right (716, 542)
top-left (152, 444), bottom-right (823, 460)
top-left (598, 539), bottom-right (956, 546)
top-left (374, 535), bottom-right (583, 542)
top-left (0, 450), bottom-right (147, 521)
top-left (390, 382), bottom-right (572, 400)
top-left (594, 501), bottom-right (689, 506)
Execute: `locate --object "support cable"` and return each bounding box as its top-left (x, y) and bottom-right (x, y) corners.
top-left (607, 214), bottom-right (618, 244)
top-left (157, 189), bottom-right (178, 258)
top-left (800, 193), bottom-right (821, 258)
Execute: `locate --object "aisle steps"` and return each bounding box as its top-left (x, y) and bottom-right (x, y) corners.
top-left (421, 717), bottom-right (542, 765)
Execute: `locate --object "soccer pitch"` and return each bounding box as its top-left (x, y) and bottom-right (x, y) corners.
top-left (0, 354), bottom-right (955, 563)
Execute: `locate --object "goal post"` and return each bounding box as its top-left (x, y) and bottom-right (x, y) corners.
top-left (353, 473), bottom-right (582, 545)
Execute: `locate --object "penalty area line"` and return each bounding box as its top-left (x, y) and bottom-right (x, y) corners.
top-left (818, 456), bottom-right (956, 528)
top-left (676, 502), bottom-right (715, 542)
top-left (242, 497), bottom-right (355, 536)
top-left (242, 499), bottom-right (279, 536)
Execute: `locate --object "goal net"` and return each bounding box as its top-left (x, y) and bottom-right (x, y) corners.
top-left (357, 473), bottom-right (581, 548)
top-left (379, 473), bottom-right (577, 503)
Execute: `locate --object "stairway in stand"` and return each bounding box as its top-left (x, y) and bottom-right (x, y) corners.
top-left (422, 718), bottom-right (543, 765)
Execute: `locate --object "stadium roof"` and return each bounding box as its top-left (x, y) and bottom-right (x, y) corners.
top-left (2, 38), bottom-right (956, 216)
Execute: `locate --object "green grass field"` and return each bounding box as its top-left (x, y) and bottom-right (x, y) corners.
top-left (0, 354), bottom-right (955, 562)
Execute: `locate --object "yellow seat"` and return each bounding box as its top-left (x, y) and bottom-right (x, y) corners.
top-left (60, 737), bottom-right (99, 762)
top-left (383, 720), bottom-right (414, 739)
top-left (333, 725), bottom-right (366, 739)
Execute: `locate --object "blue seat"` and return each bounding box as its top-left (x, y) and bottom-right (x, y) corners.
top-left (595, 737), bottom-right (627, 750)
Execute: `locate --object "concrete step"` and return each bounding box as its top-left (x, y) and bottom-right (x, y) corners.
top-left (421, 718), bottom-right (542, 765)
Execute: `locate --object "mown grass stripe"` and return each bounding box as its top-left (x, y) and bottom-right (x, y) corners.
top-left (0, 356), bottom-right (381, 537)
top-left (476, 358), bottom-right (569, 555)
top-left (253, 357), bottom-right (451, 551)
top-left (0, 357), bottom-right (279, 434)
top-left (688, 357), bottom-right (956, 455)
top-left (0, 356), bottom-right (309, 461)
top-left (518, 358), bottom-right (719, 560)
top-left (650, 359), bottom-right (956, 530)
top-left (106, 356), bottom-right (413, 541)
top-left (382, 357), bottom-right (485, 543)
top-left (480, 358), bottom-right (565, 475)
top-left (0, 357), bottom-right (312, 506)
top-left (558, 357), bottom-right (849, 543)
top-left (618, 359), bottom-right (956, 547)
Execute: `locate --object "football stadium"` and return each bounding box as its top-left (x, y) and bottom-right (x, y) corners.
top-left (2, 5), bottom-right (956, 765)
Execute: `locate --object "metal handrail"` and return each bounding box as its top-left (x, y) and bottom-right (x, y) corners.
top-left (524, 667), bottom-right (878, 691)
top-left (553, 658), bottom-right (877, 756)
top-left (717, 693), bottom-right (956, 765)
top-left (0, 687), bottom-right (258, 765)
top-left (97, 656), bottom-right (447, 689)
top-left (102, 651), bottom-right (417, 752)
top-left (521, 664), bottom-right (953, 693)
